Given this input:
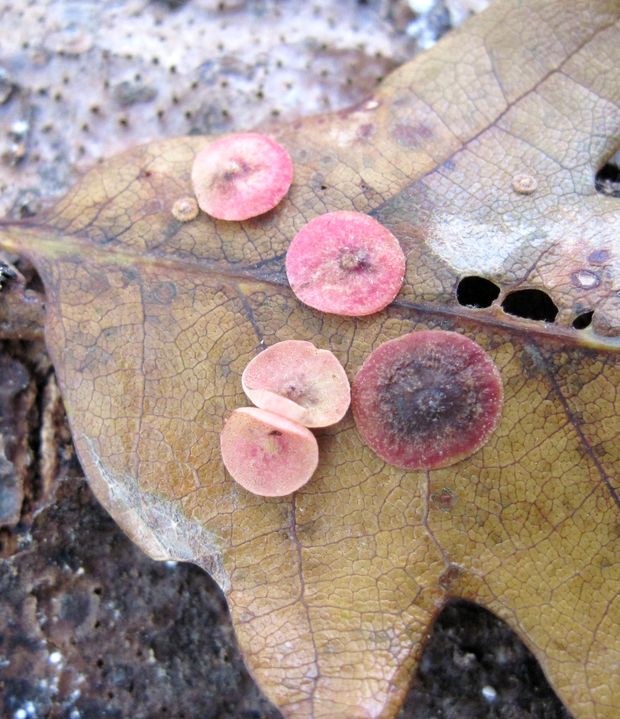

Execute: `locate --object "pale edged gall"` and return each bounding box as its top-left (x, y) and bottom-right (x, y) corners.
top-left (171, 196), bottom-right (199, 222)
top-left (511, 173), bottom-right (538, 195)
top-left (351, 330), bottom-right (503, 470)
top-left (220, 407), bottom-right (319, 497)
top-left (285, 210), bottom-right (406, 316)
top-left (191, 131), bottom-right (293, 221)
top-left (241, 339), bottom-right (350, 428)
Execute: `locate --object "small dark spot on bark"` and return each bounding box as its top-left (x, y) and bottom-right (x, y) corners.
top-left (60, 591), bottom-right (93, 628)
top-left (154, 0), bottom-right (189, 9)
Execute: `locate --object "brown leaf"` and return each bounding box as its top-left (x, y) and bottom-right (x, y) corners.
top-left (1, 1), bottom-right (619, 717)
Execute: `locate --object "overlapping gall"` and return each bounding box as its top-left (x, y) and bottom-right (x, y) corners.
top-left (241, 340), bottom-right (350, 428)
top-left (220, 407), bottom-right (319, 497)
top-left (221, 341), bottom-right (350, 496)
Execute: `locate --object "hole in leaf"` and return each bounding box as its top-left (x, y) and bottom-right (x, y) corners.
top-left (456, 276), bottom-right (500, 308)
top-left (595, 150), bottom-right (620, 197)
top-left (501, 289), bottom-right (558, 322)
top-left (572, 310), bottom-right (594, 329)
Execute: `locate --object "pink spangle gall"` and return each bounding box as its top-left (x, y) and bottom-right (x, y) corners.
top-left (285, 211), bottom-right (406, 316)
top-left (171, 196), bottom-right (199, 222)
top-left (191, 132), bottom-right (293, 221)
top-left (241, 339), bottom-right (350, 428)
top-left (511, 173), bottom-right (537, 195)
top-left (220, 407), bottom-right (319, 497)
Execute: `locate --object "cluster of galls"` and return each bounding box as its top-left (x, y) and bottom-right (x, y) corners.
top-left (184, 132), bottom-right (503, 496)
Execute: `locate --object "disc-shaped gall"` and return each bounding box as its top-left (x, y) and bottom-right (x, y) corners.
top-left (242, 340), bottom-right (350, 428)
top-left (285, 211), bottom-right (406, 316)
top-left (191, 132), bottom-right (293, 221)
top-left (171, 196), bottom-right (199, 222)
top-left (220, 407), bottom-right (319, 497)
top-left (511, 173), bottom-right (537, 195)
top-left (352, 330), bottom-right (503, 470)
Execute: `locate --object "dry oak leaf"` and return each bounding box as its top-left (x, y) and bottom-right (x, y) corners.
top-left (1, 0), bottom-right (619, 717)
